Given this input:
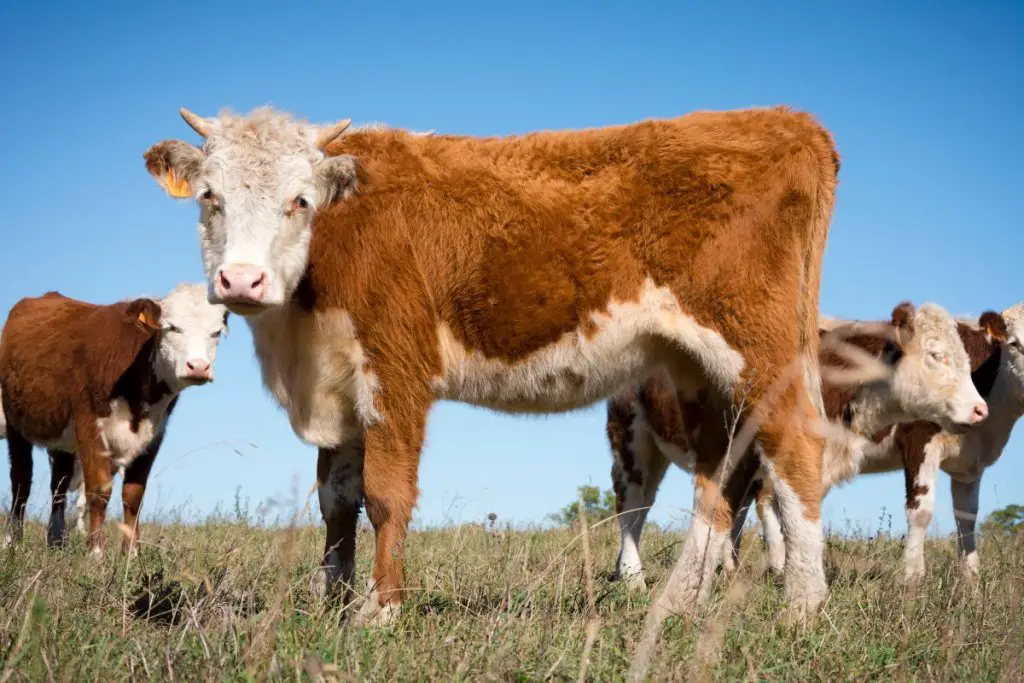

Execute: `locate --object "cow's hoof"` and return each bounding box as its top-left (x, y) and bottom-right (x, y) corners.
top-left (351, 590), bottom-right (401, 628)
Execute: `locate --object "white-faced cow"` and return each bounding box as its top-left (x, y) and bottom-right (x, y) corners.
top-left (144, 104), bottom-right (840, 624)
top-left (1, 283), bottom-right (228, 553)
top-left (841, 304), bottom-right (1024, 582)
top-left (607, 301), bottom-right (988, 588)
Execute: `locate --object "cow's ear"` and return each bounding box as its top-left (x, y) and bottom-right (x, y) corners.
top-left (143, 140), bottom-right (205, 199)
top-left (126, 299), bottom-right (162, 331)
top-left (890, 301), bottom-right (916, 345)
top-left (316, 154), bottom-right (363, 207)
top-left (979, 311), bottom-right (1008, 341)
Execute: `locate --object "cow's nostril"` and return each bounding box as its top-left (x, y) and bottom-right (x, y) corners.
top-left (219, 271), bottom-right (232, 290)
top-left (251, 272), bottom-right (266, 290)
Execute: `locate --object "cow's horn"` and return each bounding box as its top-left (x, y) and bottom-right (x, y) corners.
top-left (315, 118), bottom-right (353, 150)
top-left (179, 107), bottom-right (211, 138)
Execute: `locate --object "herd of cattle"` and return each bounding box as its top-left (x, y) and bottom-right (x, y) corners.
top-left (1, 104), bottom-right (1021, 627)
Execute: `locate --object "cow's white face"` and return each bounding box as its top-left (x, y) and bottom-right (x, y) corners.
top-left (153, 283), bottom-right (229, 392)
top-left (1002, 303), bottom-right (1024, 402)
top-left (144, 108), bottom-right (361, 315)
top-left (888, 302), bottom-right (987, 434)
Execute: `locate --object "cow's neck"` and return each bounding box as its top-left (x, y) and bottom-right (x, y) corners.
top-left (844, 380), bottom-right (905, 439)
top-left (111, 341), bottom-right (175, 428)
top-left (244, 301), bottom-right (366, 448)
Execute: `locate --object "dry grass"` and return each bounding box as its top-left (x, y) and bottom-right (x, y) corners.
top-left (1, 507), bottom-right (1021, 682)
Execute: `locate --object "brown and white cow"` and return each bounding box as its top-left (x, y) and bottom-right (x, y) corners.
top-left (144, 104), bottom-right (840, 624)
top-left (1, 283), bottom-right (228, 552)
top-left (843, 303), bottom-right (1024, 582)
top-left (607, 301), bottom-right (989, 588)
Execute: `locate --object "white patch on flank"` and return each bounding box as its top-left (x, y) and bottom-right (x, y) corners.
top-left (903, 439), bottom-right (941, 582)
top-left (760, 459), bottom-right (827, 614)
top-left (248, 307), bottom-right (380, 448)
top-left (432, 278), bottom-right (744, 413)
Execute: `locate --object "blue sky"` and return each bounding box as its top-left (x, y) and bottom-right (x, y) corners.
top-left (0, 1), bottom-right (1021, 537)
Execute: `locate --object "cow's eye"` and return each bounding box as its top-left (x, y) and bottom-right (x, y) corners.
top-left (210, 330), bottom-right (222, 339)
top-left (291, 196), bottom-right (309, 212)
top-left (165, 324), bottom-right (183, 334)
top-left (930, 351), bottom-right (949, 365)
top-left (200, 189), bottom-right (215, 202)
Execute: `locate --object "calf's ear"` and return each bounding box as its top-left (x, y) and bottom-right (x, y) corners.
top-left (890, 301), bottom-right (916, 344)
top-left (143, 140), bottom-right (205, 199)
top-left (979, 311), bottom-right (1008, 341)
top-left (316, 154), bottom-right (363, 207)
top-left (126, 299), bottom-right (162, 331)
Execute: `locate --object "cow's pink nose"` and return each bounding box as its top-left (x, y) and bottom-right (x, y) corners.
top-left (185, 359), bottom-right (211, 378)
top-left (215, 264), bottom-right (267, 303)
top-left (969, 403), bottom-right (988, 424)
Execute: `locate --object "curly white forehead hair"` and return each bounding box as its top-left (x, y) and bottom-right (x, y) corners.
top-left (1002, 301), bottom-right (1024, 329)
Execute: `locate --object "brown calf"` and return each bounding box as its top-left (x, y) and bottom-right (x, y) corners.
top-left (1, 292), bottom-right (166, 552)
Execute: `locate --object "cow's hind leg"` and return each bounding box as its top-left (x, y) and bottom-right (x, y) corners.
top-left (655, 389), bottom-right (759, 614)
top-left (317, 439), bottom-right (364, 606)
top-left (758, 390), bottom-right (828, 616)
top-left (723, 473), bottom-right (759, 576)
top-left (47, 450), bottom-right (74, 548)
top-left (610, 402), bottom-right (669, 591)
top-left (754, 478), bottom-right (787, 575)
top-left (4, 428), bottom-right (33, 548)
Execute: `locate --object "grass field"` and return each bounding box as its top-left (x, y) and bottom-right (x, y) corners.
top-left (1, 506), bottom-right (1022, 682)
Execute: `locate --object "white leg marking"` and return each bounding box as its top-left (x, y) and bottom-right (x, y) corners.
top-left (615, 479), bottom-right (648, 591)
top-left (352, 577), bottom-right (402, 627)
top-left (614, 423), bottom-right (665, 591)
top-left (903, 442), bottom-right (940, 583)
top-left (765, 463), bottom-right (826, 615)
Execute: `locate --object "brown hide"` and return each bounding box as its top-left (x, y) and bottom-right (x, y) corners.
top-left (309, 107), bottom-right (839, 388)
top-left (0, 292), bottom-right (163, 442)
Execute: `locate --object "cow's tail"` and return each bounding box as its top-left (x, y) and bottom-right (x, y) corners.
top-left (797, 113), bottom-right (840, 426)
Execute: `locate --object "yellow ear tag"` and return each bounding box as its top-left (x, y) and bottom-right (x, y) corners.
top-left (138, 311), bottom-right (156, 329)
top-left (163, 170), bottom-right (192, 198)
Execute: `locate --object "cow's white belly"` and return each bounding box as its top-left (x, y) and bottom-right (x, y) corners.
top-left (41, 397), bottom-right (171, 471)
top-left (434, 322), bottom-right (656, 413)
top-left (432, 280), bottom-right (743, 414)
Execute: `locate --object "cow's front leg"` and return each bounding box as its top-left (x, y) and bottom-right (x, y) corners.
top-left (317, 438), bottom-right (364, 605)
top-left (121, 439), bottom-right (161, 556)
top-left (74, 411), bottom-right (112, 556)
top-left (353, 391), bottom-right (429, 627)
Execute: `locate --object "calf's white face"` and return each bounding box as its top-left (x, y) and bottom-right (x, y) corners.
top-left (1002, 302), bottom-right (1024, 402)
top-left (888, 302), bottom-right (987, 434)
top-left (143, 108), bottom-right (361, 315)
top-left (153, 283), bottom-right (229, 392)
